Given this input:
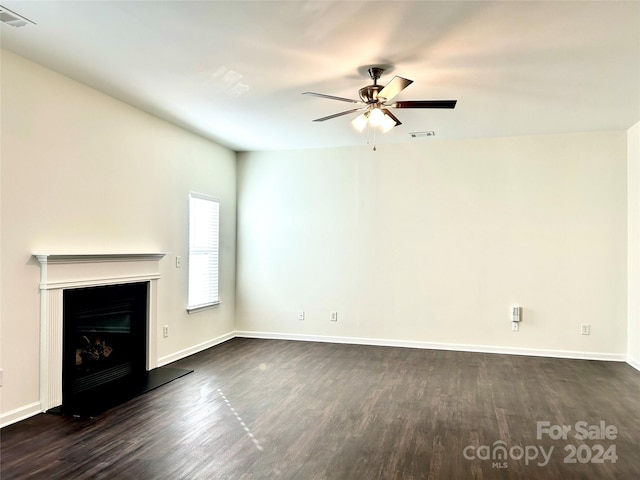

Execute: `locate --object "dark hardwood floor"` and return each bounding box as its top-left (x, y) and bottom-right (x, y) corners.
top-left (2, 338), bottom-right (639, 479)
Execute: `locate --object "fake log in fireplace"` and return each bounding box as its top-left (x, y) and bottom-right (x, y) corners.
top-left (63, 282), bottom-right (147, 414)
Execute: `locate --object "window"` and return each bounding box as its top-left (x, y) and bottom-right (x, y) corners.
top-left (188, 193), bottom-right (220, 312)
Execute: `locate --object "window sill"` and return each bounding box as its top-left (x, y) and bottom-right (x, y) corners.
top-left (187, 301), bottom-right (221, 314)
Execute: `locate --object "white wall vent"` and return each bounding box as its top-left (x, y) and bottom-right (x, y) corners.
top-left (0, 5), bottom-right (35, 27)
top-left (409, 131), bottom-right (435, 138)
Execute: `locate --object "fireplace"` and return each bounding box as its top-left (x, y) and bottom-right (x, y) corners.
top-left (63, 282), bottom-right (148, 413)
top-left (35, 253), bottom-right (165, 413)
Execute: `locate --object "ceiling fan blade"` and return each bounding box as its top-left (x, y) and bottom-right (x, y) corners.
top-left (381, 108), bottom-right (402, 127)
top-left (378, 76), bottom-right (413, 102)
top-left (312, 107), bottom-right (366, 122)
top-left (302, 92), bottom-right (361, 104)
top-left (392, 100), bottom-right (457, 109)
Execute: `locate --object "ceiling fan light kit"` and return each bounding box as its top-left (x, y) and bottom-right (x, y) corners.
top-left (351, 111), bottom-right (370, 132)
top-left (302, 66), bottom-right (457, 140)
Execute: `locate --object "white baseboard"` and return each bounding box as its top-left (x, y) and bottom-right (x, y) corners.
top-left (0, 402), bottom-right (41, 429)
top-left (157, 331), bottom-right (235, 367)
top-left (235, 330), bottom-right (628, 363)
top-left (627, 355), bottom-right (640, 372)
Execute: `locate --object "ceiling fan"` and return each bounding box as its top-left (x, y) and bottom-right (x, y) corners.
top-left (302, 67), bottom-right (457, 133)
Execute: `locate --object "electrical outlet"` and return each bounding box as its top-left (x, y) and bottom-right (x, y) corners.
top-left (330, 311), bottom-right (338, 322)
top-left (176, 256), bottom-right (181, 268)
top-left (163, 325), bottom-right (169, 338)
top-left (298, 311), bottom-right (305, 321)
top-left (512, 322), bottom-right (519, 332)
top-left (581, 324), bottom-right (590, 335)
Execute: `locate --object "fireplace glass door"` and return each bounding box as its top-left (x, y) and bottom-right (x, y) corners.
top-left (63, 282), bottom-right (148, 412)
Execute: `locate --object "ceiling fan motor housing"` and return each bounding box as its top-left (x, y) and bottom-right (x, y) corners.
top-left (359, 85), bottom-right (383, 104)
top-left (359, 67), bottom-right (386, 103)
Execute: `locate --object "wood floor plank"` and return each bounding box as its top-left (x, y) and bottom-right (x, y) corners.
top-left (1, 338), bottom-right (639, 479)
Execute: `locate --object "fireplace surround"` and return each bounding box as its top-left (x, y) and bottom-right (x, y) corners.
top-left (34, 253), bottom-right (165, 412)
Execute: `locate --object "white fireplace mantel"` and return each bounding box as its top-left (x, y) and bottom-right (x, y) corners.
top-left (34, 253), bottom-right (166, 411)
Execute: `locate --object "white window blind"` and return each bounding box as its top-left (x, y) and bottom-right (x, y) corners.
top-left (188, 193), bottom-right (220, 311)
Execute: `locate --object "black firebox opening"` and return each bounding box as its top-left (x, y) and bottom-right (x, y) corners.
top-left (62, 282), bottom-right (148, 414)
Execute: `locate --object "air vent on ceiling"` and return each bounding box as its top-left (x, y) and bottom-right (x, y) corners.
top-left (409, 131), bottom-right (435, 138)
top-left (0, 5), bottom-right (35, 27)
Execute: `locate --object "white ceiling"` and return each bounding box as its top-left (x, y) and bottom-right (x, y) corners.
top-left (1, 1), bottom-right (639, 152)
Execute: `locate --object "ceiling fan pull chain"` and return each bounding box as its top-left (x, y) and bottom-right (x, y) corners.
top-left (372, 125), bottom-right (377, 151)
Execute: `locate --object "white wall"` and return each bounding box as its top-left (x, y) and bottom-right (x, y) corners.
top-left (628, 121), bottom-right (640, 368)
top-left (0, 50), bottom-right (237, 421)
top-left (236, 133), bottom-right (628, 357)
